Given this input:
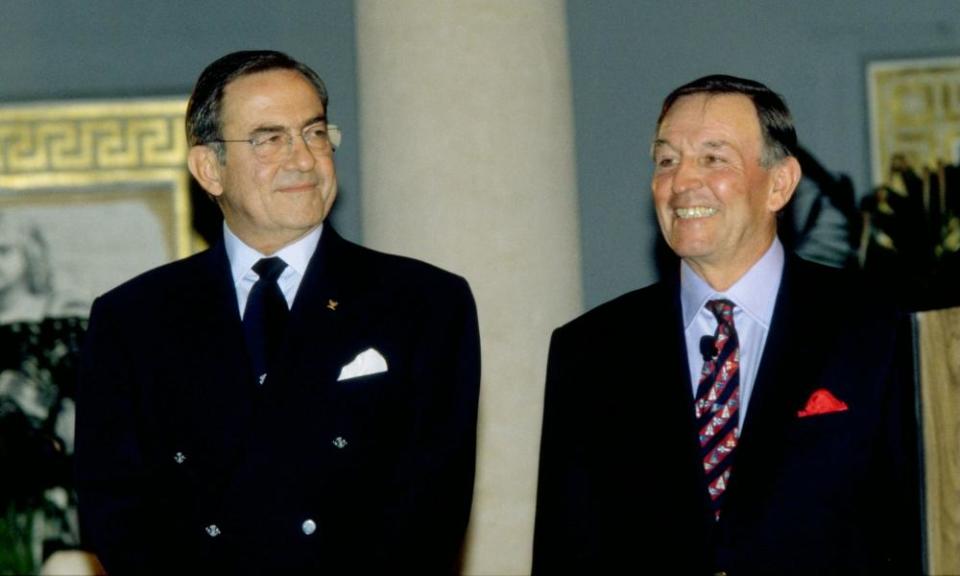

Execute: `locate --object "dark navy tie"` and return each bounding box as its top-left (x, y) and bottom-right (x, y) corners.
top-left (243, 257), bottom-right (289, 385)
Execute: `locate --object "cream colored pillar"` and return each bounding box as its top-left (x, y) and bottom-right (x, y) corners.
top-left (355, 1), bottom-right (582, 574)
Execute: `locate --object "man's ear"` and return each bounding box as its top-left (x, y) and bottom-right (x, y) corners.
top-left (767, 155), bottom-right (801, 213)
top-left (187, 145), bottom-right (224, 198)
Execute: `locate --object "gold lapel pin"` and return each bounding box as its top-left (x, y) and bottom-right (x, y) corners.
top-left (327, 299), bottom-right (339, 311)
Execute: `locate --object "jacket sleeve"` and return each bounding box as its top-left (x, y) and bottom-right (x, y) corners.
top-left (879, 312), bottom-right (923, 573)
top-left (76, 295), bottom-right (169, 574)
top-left (387, 274), bottom-right (481, 573)
top-left (532, 325), bottom-right (596, 574)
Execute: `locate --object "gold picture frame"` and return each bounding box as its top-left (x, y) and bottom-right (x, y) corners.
top-left (867, 55), bottom-right (960, 186)
top-left (0, 97), bottom-right (196, 306)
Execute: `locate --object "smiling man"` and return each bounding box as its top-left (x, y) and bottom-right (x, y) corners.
top-left (533, 75), bottom-right (920, 574)
top-left (77, 51), bottom-right (480, 574)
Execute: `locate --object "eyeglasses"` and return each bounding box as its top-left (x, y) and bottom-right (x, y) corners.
top-left (207, 123), bottom-right (341, 162)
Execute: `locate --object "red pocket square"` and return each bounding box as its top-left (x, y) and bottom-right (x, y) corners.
top-left (797, 388), bottom-right (849, 418)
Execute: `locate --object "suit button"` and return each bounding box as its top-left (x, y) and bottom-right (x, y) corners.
top-left (302, 519), bottom-right (317, 535)
top-left (205, 524), bottom-right (221, 538)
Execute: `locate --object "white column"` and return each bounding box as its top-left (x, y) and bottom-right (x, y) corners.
top-left (355, 2), bottom-right (582, 574)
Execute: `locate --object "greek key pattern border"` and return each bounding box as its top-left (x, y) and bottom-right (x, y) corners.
top-left (0, 99), bottom-right (188, 174)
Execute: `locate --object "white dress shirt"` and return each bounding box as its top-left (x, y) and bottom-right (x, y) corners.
top-left (680, 239), bottom-right (785, 430)
top-left (223, 222), bottom-right (322, 318)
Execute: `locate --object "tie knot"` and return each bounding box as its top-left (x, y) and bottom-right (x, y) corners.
top-left (253, 257), bottom-right (287, 283)
top-left (706, 298), bottom-right (736, 326)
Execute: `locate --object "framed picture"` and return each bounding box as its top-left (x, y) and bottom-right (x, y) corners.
top-left (867, 55), bottom-right (960, 186)
top-left (0, 97), bottom-right (195, 316)
top-left (0, 97), bottom-right (197, 572)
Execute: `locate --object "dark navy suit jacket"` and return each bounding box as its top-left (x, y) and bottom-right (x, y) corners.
top-left (77, 227), bottom-right (480, 574)
top-left (533, 256), bottom-right (921, 575)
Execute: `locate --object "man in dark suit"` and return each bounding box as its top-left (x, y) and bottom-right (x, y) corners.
top-left (532, 75), bottom-right (920, 574)
top-left (76, 51), bottom-right (480, 574)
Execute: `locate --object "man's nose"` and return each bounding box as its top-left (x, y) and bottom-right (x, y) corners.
top-left (672, 158), bottom-right (702, 194)
top-left (284, 134), bottom-right (317, 171)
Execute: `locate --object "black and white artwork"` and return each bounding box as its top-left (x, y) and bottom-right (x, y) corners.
top-left (0, 97), bottom-right (191, 572)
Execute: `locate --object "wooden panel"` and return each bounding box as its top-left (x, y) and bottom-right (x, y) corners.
top-left (916, 306), bottom-right (960, 575)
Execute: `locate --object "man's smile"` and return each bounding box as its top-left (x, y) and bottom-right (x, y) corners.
top-left (674, 206), bottom-right (719, 219)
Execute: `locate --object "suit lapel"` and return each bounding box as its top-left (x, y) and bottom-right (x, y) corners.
top-left (656, 276), bottom-right (719, 522)
top-left (721, 257), bottom-right (827, 513)
top-left (168, 243), bottom-right (259, 477)
top-left (661, 276), bottom-right (700, 425)
top-left (279, 226), bottom-right (396, 390)
top-left (181, 241), bottom-right (250, 396)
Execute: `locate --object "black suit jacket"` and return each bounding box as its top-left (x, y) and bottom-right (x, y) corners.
top-left (77, 227), bottom-right (480, 574)
top-left (533, 256), bottom-right (921, 575)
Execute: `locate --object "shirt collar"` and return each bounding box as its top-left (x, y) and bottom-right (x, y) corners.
top-left (224, 222), bottom-right (323, 284)
top-left (680, 238), bottom-right (784, 329)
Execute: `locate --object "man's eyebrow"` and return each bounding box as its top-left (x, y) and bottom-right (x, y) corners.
top-left (302, 114), bottom-right (327, 128)
top-left (248, 115), bottom-right (327, 135)
top-left (652, 138), bottom-right (675, 151)
top-left (249, 124), bottom-right (286, 136)
top-left (651, 139), bottom-right (677, 157)
top-left (702, 139), bottom-right (731, 150)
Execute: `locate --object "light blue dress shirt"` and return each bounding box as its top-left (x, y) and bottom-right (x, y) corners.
top-left (680, 239), bottom-right (785, 430)
top-left (223, 222), bottom-right (322, 318)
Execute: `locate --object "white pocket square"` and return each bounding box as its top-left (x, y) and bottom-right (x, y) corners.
top-left (337, 347), bottom-right (388, 381)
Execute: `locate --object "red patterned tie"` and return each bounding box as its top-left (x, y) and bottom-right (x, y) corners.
top-left (694, 299), bottom-right (740, 520)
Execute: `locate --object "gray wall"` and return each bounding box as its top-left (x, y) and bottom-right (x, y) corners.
top-left (3, 0), bottom-right (959, 308)
top-left (0, 0), bottom-right (362, 242)
top-left (567, 0), bottom-right (960, 309)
